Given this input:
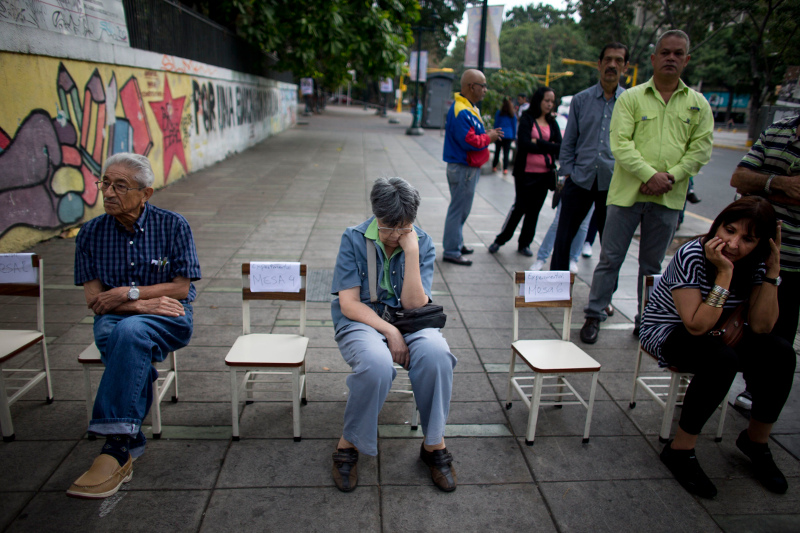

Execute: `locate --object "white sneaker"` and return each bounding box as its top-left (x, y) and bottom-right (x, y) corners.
top-left (529, 259), bottom-right (545, 271)
top-left (581, 242), bottom-right (593, 257)
top-left (569, 259), bottom-right (579, 274)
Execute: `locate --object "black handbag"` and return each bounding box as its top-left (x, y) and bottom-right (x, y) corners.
top-left (366, 238), bottom-right (447, 334)
top-left (533, 120), bottom-right (558, 191)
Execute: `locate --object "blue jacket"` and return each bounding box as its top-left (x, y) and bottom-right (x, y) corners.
top-left (493, 111), bottom-right (517, 141)
top-left (330, 217), bottom-right (436, 333)
top-left (443, 93), bottom-right (492, 167)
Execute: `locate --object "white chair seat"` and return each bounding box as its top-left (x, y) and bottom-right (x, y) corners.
top-left (225, 334), bottom-right (309, 367)
top-left (512, 340), bottom-right (601, 373)
top-left (78, 342), bottom-right (179, 439)
top-left (0, 330), bottom-right (44, 362)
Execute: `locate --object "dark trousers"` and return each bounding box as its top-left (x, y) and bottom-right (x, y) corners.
top-left (492, 138), bottom-right (513, 170)
top-left (585, 209), bottom-right (600, 246)
top-left (773, 269), bottom-right (800, 343)
top-left (661, 325), bottom-right (796, 435)
top-left (551, 178), bottom-right (608, 270)
top-left (494, 174), bottom-right (550, 249)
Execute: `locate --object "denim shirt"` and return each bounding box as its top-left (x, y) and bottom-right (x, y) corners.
top-left (330, 216), bottom-right (436, 333)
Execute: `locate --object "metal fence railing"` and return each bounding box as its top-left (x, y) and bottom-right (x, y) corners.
top-left (123, 0), bottom-right (274, 77)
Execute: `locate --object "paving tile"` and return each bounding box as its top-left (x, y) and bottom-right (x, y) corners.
top-left (379, 436), bottom-right (533, 485)
top-left (504, 398), bottom-right (640, 438)
top-left (698, 477), bottom-right (800, 515)
top-left (539, 479), bottom-right (722, 532)
top-left (0, 440), bottom-right (75, 491)
top-left (381, 484), bottom-right (556, 532)
top-left (712, 514), bottom-right (800, 533)
top-left (236, 399), bottom-right (342, 439)
top-left (7, 490), bottom-right (208, 532)
top-left (216, 439), bottom-right (377, 488)
top-left (200, 487), bottom-right (380, 531)
top-left (0, 493), bottom-right (32, 531)
top-left (7, 400), bottom-right (88, 440)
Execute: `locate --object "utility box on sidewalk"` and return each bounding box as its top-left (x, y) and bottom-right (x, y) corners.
top-left (422, 72), bottom-right (454, 129)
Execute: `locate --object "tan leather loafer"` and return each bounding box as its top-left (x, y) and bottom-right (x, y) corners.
top-left (66, 454), bottom-right (133, 499)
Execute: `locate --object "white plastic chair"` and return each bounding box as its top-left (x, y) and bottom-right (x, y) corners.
top-left (629, 275), bottom-right (728, 442)
top-left (390, 363), bottom-right (419, 430)
top-left (0, 254), bottom-right (54, 442)
top-left (505, 271), bottom-right (601, 445)
top-left (226, 263), bottom-right (308, 441)
top-left (78, 343), bottom-right (178, 439)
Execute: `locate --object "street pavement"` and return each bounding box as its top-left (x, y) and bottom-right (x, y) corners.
top-left (1, 105), bottom-right (798, 532)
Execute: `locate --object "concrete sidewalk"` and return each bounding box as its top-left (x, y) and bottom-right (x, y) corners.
top-left (1, 105), bottom-right (797, 532)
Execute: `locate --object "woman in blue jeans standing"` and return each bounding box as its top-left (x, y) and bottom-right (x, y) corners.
top-left (492, 97), bottom-right (516, 174)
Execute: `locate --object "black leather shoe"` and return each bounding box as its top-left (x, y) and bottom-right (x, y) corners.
top-left (332, 448), bottom-right (359, 492)
top-left (686, 191), bottom-right (701, 204)
top-left (660, 441), bottom-right (717, 499)
top-left (736, 430), bottom-right (788, 494)
top-left (420, 444), bottom-right (457, 492)
top-left (518, 247), bottom-right (533, 257)
top-left (460, 246), bottom-right (474, 255)
top-left (443, 256), bottom-right (473, 266)
top-left (580, 317), bottom-right (600, 344)
top-left (605, 304), bottom-right (615, 317)
top-left (488, 242), bottom-right (500, 254)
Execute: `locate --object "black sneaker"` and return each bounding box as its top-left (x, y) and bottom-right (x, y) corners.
top-left (736, 430), bottom-right (788, 494)
top-left (660, 441), bottom-right (717, 499)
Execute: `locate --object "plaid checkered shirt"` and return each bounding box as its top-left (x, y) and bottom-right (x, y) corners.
top-left (74, 203), bottom-right (201, 305)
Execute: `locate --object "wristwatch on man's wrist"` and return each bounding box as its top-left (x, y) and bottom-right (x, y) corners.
top-left (763, 275), bottom-right (782, 286)
top-left (127, 285), bottom-right (140, 301)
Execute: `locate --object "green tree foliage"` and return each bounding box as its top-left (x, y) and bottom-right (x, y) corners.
top-left (503, 3), bottom-right (577, 29)
top-left (416, 0), bottom-right (469, 65)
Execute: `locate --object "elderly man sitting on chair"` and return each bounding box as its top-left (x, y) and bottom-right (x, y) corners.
top-left (67, 153), bottom-right (200, 499)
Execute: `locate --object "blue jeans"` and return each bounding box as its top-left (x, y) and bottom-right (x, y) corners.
top-left (537, 202), bottom-right (594, 263)
top-left (443, 163), bottom-right (481, 259)
top-left (336, 322), bottom-right (457, 456)
top-left (91, 308), bottom-right (193, 457)
top-left (585, 203), bottom-right (679, 323)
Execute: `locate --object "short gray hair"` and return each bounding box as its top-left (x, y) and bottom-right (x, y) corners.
top-left (102, 153), bottom-right (155, 187)
top-left (655, 29), bottom-right (690, 53)
top-left (370, 177), bottom-right (421, 227)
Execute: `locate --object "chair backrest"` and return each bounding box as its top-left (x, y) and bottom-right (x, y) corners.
top-left (513, 271), bottom-right (576, 342)
top-left (639, 274), bottom-right (662, 315)
top-left (0, 254), bottom-right (44, 333)
top-left (241, 263), bottom-right (307, 335)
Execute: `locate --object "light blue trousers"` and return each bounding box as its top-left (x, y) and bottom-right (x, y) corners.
top-left (537, 202), bottom-right (594, 263)
top-left (335, 322), bottom-right (457, 456)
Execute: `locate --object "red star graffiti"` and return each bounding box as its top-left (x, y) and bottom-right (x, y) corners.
top-left (148, 76), bottom-right (187, 182)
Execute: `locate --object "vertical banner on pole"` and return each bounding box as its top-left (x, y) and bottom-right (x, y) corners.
top-left (464, 6), bottom-right (504, 69)
top-left (409, 51), bottom-right (429, 82)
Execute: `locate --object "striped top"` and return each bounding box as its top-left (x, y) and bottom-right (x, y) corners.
top-left (639, 238), bottom-right (764, 366)
top-left (75, 203), bottom-right (201, 305)
top-left (738, 115), bottom-right (800, 272)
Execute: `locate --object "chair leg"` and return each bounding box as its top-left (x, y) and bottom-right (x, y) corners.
top-left (583, 372), bottom-right (599, 443)
top-left (300, 359), bottom-right (307, 406)
top-left (555, 376), bottom-right (565, 409)
top-left (505, 351), bottom-right (517, 409)
top-left (151, 370), bottom-right (162, 439)
top-left (170, 350), bottom-right (179, 402)
top-left (660, 373), bottom-right (682, 443)
top-left (230, 369), bottom-right (240, 441)
top-left (411, 392), bottom-right (419, 430)
top-left (525, 373), bottom-right (544, 446)
top-left (0, 372), bottom-right (15, 442)
top-left (41, 341), bottom-right (53, 403)
top-left (82, 367), bottom-right (94, 426)
top-left (715, 393), bottom-right (729, 443)
top-left (630, 349), bottom-right (643, 409)
top-left (292, 367), bottom-right (301, 442)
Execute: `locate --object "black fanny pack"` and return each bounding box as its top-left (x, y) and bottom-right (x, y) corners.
top-left (366, 238), bottom-right (447, 334)
top-left (382, 303), bottom-right (447, 334)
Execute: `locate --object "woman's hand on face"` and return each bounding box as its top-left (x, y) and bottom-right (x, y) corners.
top-left (704, 236), bottom-right (734, 274)
top-left (766, 222), bottom-right (782, 276)
top-left (397, 227), bottom-right (418, 254)
top-left (385, 326), bottom-right (410, 369)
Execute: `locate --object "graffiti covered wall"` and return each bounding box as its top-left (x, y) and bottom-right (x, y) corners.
top-left (0, 52), bottom-right (297, 252)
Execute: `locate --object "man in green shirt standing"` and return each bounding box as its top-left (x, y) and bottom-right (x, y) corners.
top-left (580, 29), bottom-right (713, 344)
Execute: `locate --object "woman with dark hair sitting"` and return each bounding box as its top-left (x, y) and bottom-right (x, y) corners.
top-left (640, 196), bottom-right (795, 498)
top-left (488, 86), bottom-right (561, 257)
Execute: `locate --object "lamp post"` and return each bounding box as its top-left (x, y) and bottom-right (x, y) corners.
top-left (406, 25), bottom-right (425, 136)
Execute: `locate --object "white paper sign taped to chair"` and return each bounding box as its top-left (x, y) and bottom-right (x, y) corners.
top-left (521, 270), bottom-right (570, 302)
top-left (0, 253), bottom-right (37, 284)
top-left (249, 262), bottom-right (301, 292)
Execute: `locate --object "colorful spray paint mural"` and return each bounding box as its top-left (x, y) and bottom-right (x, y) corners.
top-left (0, 54), bottom-right (296, 251)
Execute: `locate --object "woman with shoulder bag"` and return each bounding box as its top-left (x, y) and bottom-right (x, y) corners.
top-left (639, 197), bottom-right (795, 499)
top-left (488, 86), bottom-right (561, 257)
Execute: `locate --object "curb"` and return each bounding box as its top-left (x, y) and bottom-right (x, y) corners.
top-left (713, 143), bottom-right (749, 152)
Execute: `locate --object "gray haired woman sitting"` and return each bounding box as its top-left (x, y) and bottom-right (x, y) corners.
top-left (330, 177), bottom-right (457, 493)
